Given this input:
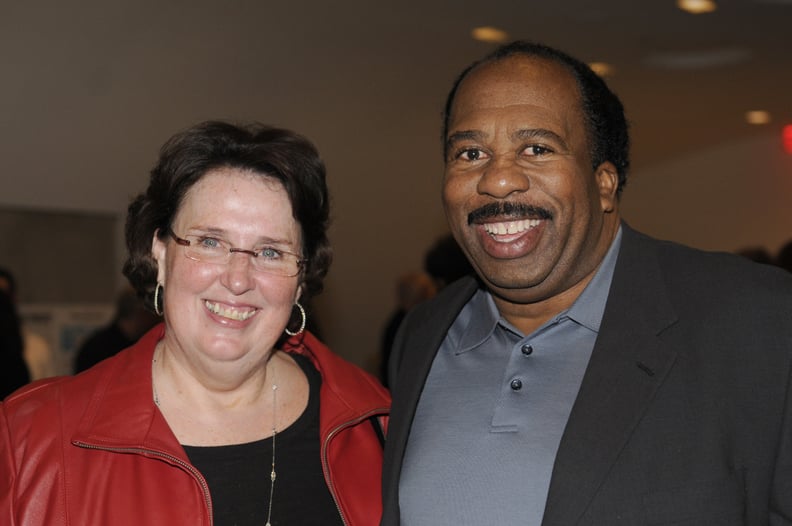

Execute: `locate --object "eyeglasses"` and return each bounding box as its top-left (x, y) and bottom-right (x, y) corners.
top-left (168, 229), bottom-right (306, 277)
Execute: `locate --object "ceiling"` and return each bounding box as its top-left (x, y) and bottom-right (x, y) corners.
top-left (1, 0), bottom-right (791, 214)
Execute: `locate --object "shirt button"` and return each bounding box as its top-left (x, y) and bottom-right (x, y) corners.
top-left (510, 379), bottom-right (523, 391)
top-left (521, 345), bottom-right (533, 356)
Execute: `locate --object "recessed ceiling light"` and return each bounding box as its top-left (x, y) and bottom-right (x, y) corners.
top-left (589, 62), bottom-right (614, 77)
top-left (471, 26), bottom-right (510, 44)
top-left (746, 111), bottom-right (772, 125)
top-left (677, 0), bottom-right (717, 14)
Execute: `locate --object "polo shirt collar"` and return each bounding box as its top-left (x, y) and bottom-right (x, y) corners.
top-left (453, 226), bottom-right (623, 353)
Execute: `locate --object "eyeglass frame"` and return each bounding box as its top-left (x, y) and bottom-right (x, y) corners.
top-left (166, 228), bottom-right (307, 277)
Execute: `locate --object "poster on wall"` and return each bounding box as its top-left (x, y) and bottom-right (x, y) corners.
top-left (19, 303), bottom-right (113, 377)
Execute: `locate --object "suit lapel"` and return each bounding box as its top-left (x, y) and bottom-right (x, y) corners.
top-left (542, 225), bottom-right (679, 525)
top-left (381, 276), bottom-right (479, 525)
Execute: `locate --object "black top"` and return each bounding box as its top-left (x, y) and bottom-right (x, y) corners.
top-left (183, 353), bottom-right (343, 526)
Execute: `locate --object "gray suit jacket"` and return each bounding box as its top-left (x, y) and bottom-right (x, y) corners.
top-left (381, 225), bottom-right (792, 525)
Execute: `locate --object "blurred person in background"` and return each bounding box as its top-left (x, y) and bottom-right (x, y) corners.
top-left (777, 239), bottom-right (792, 273)
top-left (73, 285), bottom-right (160, 373)
top-left (379, 235), bottom-right (472, 386)
top-left (423, 233), bottom-right (474, 290)
top-left (0, 267), bottom-right (57, 380)
top-left (735, 246), bottom-right (774, 265)
top-left (0, 289), bottom-right (30, 399)
top-left (379, 270), bottom-right (437, 386)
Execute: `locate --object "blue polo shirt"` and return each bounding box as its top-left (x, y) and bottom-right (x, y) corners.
top-left (399, 228), bottom-right (622, 525)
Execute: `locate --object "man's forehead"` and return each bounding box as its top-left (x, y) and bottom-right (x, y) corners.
top-left (447, 56), bottom-right (584, 133)
top-left (459, 56), bottom-right (578, 106)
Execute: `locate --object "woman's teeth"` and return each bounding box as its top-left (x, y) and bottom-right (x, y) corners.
top-left (205, 301), bottom-right (256, 321)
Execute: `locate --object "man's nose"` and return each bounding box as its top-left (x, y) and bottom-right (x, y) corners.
top-left (476, 156), bottom-right (530, 198)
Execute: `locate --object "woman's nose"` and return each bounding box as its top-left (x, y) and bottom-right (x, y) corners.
top-left (221, 252), bottom-right (256, 294)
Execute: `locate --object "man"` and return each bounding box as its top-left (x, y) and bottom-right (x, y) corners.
top-left (381, 41), bottom-right (792, 525)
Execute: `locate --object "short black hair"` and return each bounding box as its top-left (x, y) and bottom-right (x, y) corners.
top-left (442, 40), bottom-right (630, 194)
top-left (424, 234), bottom-right (473, 288)
top-left (777, 239), bottom-right (792, 273)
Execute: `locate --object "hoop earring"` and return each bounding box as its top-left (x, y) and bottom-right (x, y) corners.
top-left (284, 302), bottom-right (306, 336)
top-left (154, 283), bottom-right (163, 316)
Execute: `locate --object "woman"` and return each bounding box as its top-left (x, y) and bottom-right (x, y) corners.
top-left (0, 121), bottom-right (390, 525)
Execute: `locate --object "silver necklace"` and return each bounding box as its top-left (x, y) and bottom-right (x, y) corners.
top-left (152, 351), bottom-right (279, 526)
top-left (266, 381), bottom-right (277, 526)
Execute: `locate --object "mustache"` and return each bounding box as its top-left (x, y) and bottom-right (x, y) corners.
top-left (467, 202), bottom-right (552, 225)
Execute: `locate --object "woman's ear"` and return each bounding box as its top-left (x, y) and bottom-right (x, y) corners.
top-left (151, 229), bottom-right (167, 284)
top-left (294, 284), bottom-right (303, 304)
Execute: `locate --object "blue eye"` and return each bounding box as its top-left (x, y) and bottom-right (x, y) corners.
top-left (259, 247), bottom-right (282, 260)
top-left (198, 237), bottom-right (222, 249)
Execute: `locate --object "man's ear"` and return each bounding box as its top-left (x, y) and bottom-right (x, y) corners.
top-left (595, 161), bottom-right (619, 213)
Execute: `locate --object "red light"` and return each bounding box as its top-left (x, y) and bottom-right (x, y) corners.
top-left (784, 125), bottom-right (792, 154)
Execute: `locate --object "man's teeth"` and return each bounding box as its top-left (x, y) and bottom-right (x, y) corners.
top-left (205, 301), bottom-right (256, 321)
top-left (483, 218), bottom-right (541, 235)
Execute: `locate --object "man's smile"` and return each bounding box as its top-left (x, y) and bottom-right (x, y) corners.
top-left (483, 218), bottom-right (543, 237)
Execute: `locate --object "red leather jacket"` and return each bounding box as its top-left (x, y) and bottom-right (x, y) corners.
top-left (0, 325), bottom-right (390, 525)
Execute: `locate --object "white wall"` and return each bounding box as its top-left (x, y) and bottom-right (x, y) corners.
top-left (621, 131), bottom-right (792, 256)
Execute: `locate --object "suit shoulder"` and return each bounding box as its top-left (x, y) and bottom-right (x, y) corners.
top-left (627, 229), bottom-right (792, 307)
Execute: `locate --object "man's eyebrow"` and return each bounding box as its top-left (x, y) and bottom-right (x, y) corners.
top-left (445, 130), bottom-right (487, 148)
top-left (514, 128), bottom-right (568, 149)
top-left (444, 130), bottom-right (488, 158)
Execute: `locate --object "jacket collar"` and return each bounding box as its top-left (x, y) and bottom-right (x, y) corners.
top-left (283, 331), bottom-right (390, 435)
top-left (72, 325), bottom-right (389, 455)
top-left (72, 324), bottom-right (184, 456)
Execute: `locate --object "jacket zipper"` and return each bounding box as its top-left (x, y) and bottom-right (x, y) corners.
top-left (321, 408), bottom-right (389, 526)
top-left (73, 441), bottom-right (213, 525)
